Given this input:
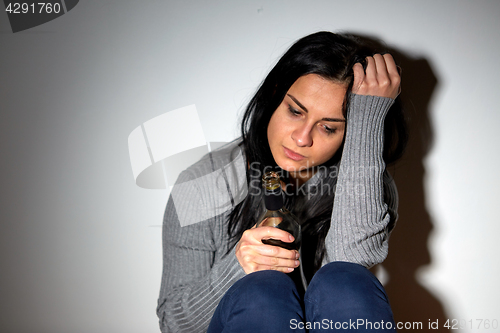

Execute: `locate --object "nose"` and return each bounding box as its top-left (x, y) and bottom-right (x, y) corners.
top-left (291, 124), bottom-right (313, 147)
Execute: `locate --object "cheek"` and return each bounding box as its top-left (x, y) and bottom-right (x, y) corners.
top-left (315, 136), bottom-right (344, 163)
top-left (267, 111), bottom-right (285, 147)
top-left (267, 116), bottom-right (276, 147)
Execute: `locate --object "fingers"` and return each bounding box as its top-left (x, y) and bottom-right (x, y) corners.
top-left (254, 242), bottom-right (299, 260)
top-left (352, 62), bottom-right (365, 95)
top-left (383, 53), bottom-right (399, 79)
top-left (352, 53), bottom-right (401, 99)
top-left (252, 225), bottom-right (295, 244)
top-left (239, 244), bottom-right (300, 273)
top-left (365, 55), bottom-right (379, 79)
top-left (384, 54), bottom-right (401, 97)
top-left (235, 227), bottom-right (300, 274)
top-left (373, 53), bottom-right (389, 74)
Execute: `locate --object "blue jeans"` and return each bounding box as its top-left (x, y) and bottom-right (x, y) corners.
top-left (207, 262), bottom-right (396, 332)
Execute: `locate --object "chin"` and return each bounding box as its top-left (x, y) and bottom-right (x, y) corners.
top-left (277, 160), bottom-right (310, 173)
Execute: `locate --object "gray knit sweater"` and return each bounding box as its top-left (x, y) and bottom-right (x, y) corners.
top-left (157, 95), bottom-right (398, 333)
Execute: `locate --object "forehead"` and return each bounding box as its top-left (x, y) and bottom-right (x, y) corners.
top-left (287, 74), bottom-right (347, 116)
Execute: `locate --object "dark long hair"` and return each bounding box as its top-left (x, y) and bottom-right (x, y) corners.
top-left (227, 31), bottom-right (408, 274)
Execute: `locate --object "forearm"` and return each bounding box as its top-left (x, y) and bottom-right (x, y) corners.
top-left (325, 94), bottom-right (396, 267)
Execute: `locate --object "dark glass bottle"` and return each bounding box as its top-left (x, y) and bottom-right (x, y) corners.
top-left (257, 171), bottom-right (301, 250)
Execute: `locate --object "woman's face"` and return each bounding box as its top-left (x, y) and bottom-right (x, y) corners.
top-left (267, 74), bottom-right (347, 184)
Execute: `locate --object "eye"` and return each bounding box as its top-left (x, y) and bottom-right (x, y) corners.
top-left (288, 105), bottom-right (302, 117)
top-left (322, 125), bottom-right (337, 135)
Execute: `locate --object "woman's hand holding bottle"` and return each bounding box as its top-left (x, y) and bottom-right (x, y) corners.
top-left (235, 224), bottom-right (300, 274)
top-left (352, 53), bottom-right (401, 99)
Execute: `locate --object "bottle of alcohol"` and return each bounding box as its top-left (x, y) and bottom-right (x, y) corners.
top-left (257, 171), bottom-right (301, 250)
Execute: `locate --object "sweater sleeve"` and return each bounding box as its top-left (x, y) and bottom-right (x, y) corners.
top-left (156, 169), bottom-right (246, 333)
top-left (324, 94), bottom-right (399, 268)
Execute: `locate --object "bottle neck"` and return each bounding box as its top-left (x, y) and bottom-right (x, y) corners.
top-left (264, 187), bottom-right (283, 211)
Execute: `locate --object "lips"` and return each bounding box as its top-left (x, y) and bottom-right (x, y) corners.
top-left (283, 146), bottom-right (306, 161)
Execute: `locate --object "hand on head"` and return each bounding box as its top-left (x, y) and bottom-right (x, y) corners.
top-left (352, 53), bottom-right (401, 99)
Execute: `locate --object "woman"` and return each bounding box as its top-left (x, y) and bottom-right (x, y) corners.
top-left (157, 31), bottom-right (407, 333)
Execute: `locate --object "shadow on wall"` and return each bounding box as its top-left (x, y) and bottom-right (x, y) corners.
top-left (354, 34), bottom-right (449, 330)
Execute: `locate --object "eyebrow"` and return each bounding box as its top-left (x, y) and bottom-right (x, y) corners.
top-left (287, 94), bottom-right (346, 123)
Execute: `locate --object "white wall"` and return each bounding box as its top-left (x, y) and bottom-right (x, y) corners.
top-left (1, 1), bottom-right (499, 332)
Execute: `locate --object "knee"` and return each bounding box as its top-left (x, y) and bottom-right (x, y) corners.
top-left (228, 270), bottom-right (298, 305)
top-left (306, 262), bottom-right (388, 308)
top-left (210, 271), bottom-right (304, 332)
